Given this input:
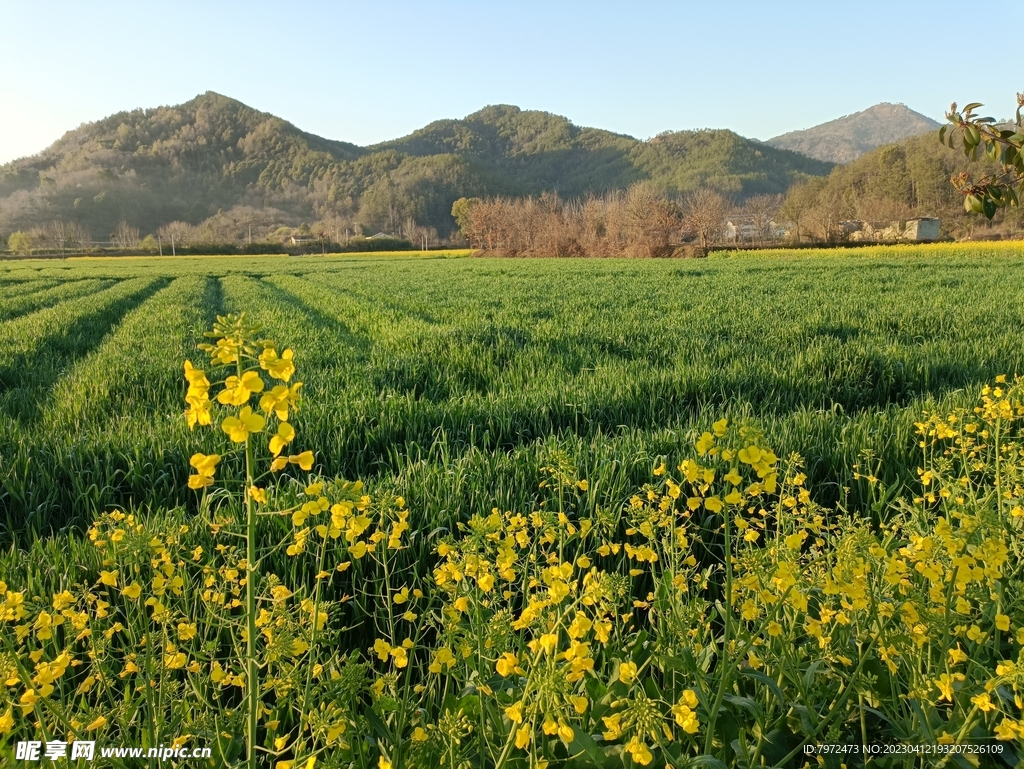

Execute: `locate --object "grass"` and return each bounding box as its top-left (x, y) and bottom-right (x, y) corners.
top-left (1, 243), bottom-right (1023, 540)
top-left (712, 240), bottom-right (1024, 259)
top-left (62, 249), bottom-right (474, 261)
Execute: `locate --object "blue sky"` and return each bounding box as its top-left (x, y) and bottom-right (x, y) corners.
top-left (1, 0), bottom-right (1021, 164)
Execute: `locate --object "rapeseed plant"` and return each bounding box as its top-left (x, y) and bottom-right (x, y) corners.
top-left (6, 309), bottom-right (1024, 768)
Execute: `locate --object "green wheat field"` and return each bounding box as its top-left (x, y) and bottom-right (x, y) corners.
top-left (4, 242), bottom-right (1024, 769)
top-left (4, 244), bottom-right (1023, 539)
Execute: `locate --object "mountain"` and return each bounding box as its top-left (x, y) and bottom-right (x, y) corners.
top-left (0, 93), bottom-right (834, 240)
top-left (766, 103), bottom-right (942, 164)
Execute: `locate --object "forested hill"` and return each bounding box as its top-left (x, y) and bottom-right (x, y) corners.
top-left (0, 93), bottom-right (833, 239)
top-left (371, 104), bottom-right (833, 199)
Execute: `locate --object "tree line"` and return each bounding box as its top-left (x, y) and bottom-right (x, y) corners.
top-left (451, 185), bottom-right (788, 257)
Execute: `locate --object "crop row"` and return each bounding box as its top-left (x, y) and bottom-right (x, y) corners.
top-left (1, 250), bottom-right (1023, 540)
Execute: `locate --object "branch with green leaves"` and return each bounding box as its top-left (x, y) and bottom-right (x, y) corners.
top-left (941, 94), bottom-right (1024, 219)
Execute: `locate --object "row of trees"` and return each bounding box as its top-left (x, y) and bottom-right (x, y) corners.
top-left (450, 184), bottom-right (787, 257)
top-left (4, 212), bottom-right (445, 256)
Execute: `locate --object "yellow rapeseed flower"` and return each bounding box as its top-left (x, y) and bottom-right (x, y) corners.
top-left (538, 633), bottom-right (558, 655)
top-left (221, 407), bottom-right (265, 443)
top-left (496, 653), bottom-right (518, 677)
top-left (289, 451), bottom-right (315, 471)
top-left (217, 370), bottom-right (265, 406)
top-left (260, 347), bottom-right (296, 381)
top-left (514, 725), bottom-right (531, 749)
top-left (164, 652), bottom-right (187, 669)
top-left (625, 736), bottom-right (653, 765)
top-left (349, 541), bottom-right (368, 559)
top-left (505, 701), bottom-right (524, 724)
top-left (971, 693), bottom-right (996, 712)
top-left (995, 719), bottom-right (1020, 740)
top-left (121, 583), bottom-right (142, 600)
top-left (269, 422), bottom-right (296, 457)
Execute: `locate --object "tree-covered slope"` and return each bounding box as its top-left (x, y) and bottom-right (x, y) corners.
top-left (376, 105), bottom-right (833, 198)
top-left (780, 128), bottom-right (1024, 240)
top-left (0, 95), bottom-right (834, 240)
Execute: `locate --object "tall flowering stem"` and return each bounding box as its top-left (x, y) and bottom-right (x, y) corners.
top-left (185, 312), bottom-right (303, 769)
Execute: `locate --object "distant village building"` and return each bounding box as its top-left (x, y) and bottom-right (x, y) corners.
top-left (842, 217), bottom-right (941, 243)
top-left (903, 217), bottom-right (941, 241)
top-left (723, 219), bottom-right (787, 241)
top-left (290, 234), bottom-right (316, 245)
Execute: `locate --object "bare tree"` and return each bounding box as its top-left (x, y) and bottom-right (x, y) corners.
top-left (157, 221), bottom-right (193, 256)
top-left (44, 219), bottom-right (89, 258)
top-left (804, 181), bottom-right (849, 242)
top-left (682, 190), bottom-right (726, 253)
top-left (111, 220), bottom-right (140, 250)
top-left (744, 194), bottom-right (782, 241)
top-left (314, 212), bottom-right (347, 247)
top-left (779, 182), bottom-right (819, 243)
top-left (622, 182), bottom-right (679, 256)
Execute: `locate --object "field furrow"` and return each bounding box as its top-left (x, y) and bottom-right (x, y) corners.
top-left (0, 276), bottom-right (167, 415)
top-left (0, 277), bottom-right (219, 533)
top-left (0, 249), bottom-right (1023, 538)
top-left (43, 276), bottom-right (216, 426)
top-left (0, 278), bottom-right (113, 321)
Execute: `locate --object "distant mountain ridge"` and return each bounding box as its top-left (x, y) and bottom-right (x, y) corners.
top-left (766, 103), bottom-right (942, 164)
top-left (0, 93), bottom-right (833, 238)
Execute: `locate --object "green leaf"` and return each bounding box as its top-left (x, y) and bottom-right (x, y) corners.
top-left (963, 102), bottom-right (984, 111)
top-left (568, 730), bottom-right (608, 767)
top-left (759, 728), bottom-right (800, 766)
top-left (683, 755), bottom-right (730, 769)
top-left (802, 659), bottom-right (825, 690)
top-left (787, 703), bottom-right (817, 736)
top-left (363, 707), bottom-right (394, 744)
top-left (737, 667), bottom-right (786, 710)
top-left (724, 693), bottom-right (764, 724)
top-left (983, 197), bottom-right (997, 219)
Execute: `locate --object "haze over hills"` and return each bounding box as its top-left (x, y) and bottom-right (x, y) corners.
top-left (0, 92), bottom-right (832, 240)
top-left (766, 103), bottom-right (942, 164)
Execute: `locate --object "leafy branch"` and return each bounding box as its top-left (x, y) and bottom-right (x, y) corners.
top-left (941, 94), bottom-right (1024, 218)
